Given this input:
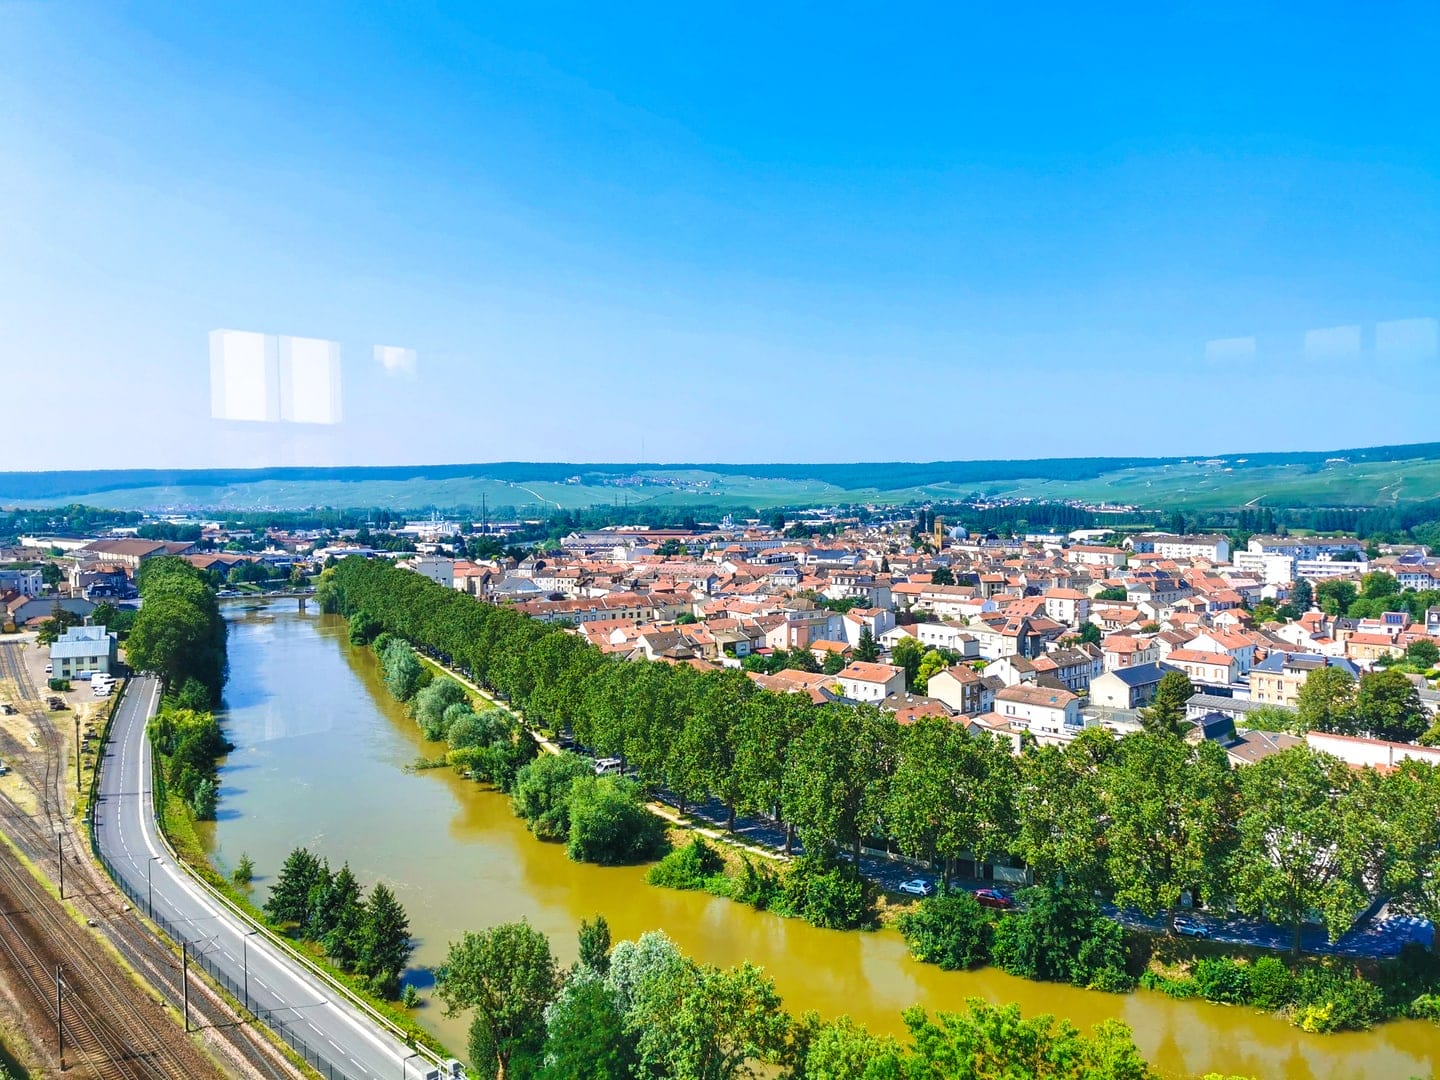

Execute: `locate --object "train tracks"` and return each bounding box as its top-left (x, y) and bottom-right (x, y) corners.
top-left (0, 641), bottom-right (221, 1078)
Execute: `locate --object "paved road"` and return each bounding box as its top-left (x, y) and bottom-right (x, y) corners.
top-left (95, 675), bottom-right (452, 1080)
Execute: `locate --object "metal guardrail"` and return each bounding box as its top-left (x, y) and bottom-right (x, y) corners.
top-left (90, 677), bottom-right (450, 1080)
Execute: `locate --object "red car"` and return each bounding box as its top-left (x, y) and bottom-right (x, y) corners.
top-left (973, 888), bottom-right (1013, 909)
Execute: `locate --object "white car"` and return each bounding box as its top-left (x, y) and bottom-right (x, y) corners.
top-left (898, 879), bottom-right (935, 898)
top-left (593, 757), bottom-right (624, 776)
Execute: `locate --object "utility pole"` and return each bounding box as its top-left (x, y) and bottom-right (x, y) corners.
top-left (55, 965), bottom-right (63, 1069)
top-left (181, 942), bottom-right (190, 1032)
top-left (74, 714), bottom-right (81, 793)
top-left (56, 833), bottom-right (63, 899)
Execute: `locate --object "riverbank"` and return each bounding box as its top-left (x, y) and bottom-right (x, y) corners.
top-left (200, 602), bottom-right (1440, 1077)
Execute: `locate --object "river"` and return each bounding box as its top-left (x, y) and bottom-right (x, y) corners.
top-left (202, 602), bottom-right (1438, 1078)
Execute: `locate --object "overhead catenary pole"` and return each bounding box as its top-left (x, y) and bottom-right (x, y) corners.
top-left (56, 832), bottom-right (63, 899)
top-left (182, 942), bottom-right (189, 1032)
top-left (55, 965), bottom-right (63, 1068)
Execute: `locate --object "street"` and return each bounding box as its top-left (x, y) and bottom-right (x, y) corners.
top-left (94, 674), bottom-right (453, 1080)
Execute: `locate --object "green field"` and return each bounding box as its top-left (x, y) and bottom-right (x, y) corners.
top-left (5, 452), bottom-right (1440, 513)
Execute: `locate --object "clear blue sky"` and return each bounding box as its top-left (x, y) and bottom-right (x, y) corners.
top-left (3, 2), bottom-right (1437, 471)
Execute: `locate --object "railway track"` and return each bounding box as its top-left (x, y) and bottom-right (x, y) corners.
top-left (0, 641), bottom-right (205, 1078)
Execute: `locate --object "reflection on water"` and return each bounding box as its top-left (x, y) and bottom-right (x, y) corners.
top-left (206, 604), bottom-right (1439, 1078)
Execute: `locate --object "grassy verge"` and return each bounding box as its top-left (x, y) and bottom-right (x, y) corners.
top-left (156, 791), bottom-right (449, 1058)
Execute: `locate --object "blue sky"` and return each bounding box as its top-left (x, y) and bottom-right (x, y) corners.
top-left (3, 2), bottom-right (1438, 470)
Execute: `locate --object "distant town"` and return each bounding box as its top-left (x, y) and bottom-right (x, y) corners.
top-left (9, 508), bottom-right (1440, 772)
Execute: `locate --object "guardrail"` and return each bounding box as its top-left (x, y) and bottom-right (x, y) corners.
top-left (92, 677), bottom-right (451, 1080)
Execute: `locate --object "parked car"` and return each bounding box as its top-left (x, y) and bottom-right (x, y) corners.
top-left (44, 664), bottom-right (53, 674)
top-left (593, 757), bottom-right (624, 776)
top-left (897, 879), bottom-right (935, 898)
top-left (973, 888), bottom-right (1013, 909)
top-left (1172, 915), bottom-right (1210, 939)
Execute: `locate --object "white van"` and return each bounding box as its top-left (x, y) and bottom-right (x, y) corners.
top-left (593, 757), bottom-right (624, 776)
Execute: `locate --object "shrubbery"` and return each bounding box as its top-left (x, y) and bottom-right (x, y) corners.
top-left (149, 706), bottom-right (232, 821)
top-left (777, 853), bottom-right (877, 930)
top-left (565, 775), bottom-right (669, 865)
top-left (648, 836), bottom-right (727, 891)
top-left (991, 886), bottom-right (1134, 992)
top-left (896, 890), bottom-right (993, 970)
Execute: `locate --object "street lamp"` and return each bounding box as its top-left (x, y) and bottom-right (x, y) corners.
top-left (242, 929), bottom-right (258, 1015)
top-left (147, 856), bottom-right (162, 918)
top-left (402, 1050), bottom-right (420, 1079)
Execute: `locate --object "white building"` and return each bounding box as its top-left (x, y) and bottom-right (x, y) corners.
top-left (49, 625), bottom-right (118, 678)
top-left (834, 661), bottom-right (906, 702)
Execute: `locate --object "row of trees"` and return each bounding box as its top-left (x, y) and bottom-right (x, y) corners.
top-left (264, 846), bottom-right (414, 997)
top-left (1292, 664), bottom-right (1432, 743)
top-left (148, 706), bottom-right (230, 821)
top-left (436, 918), bottom-right (1184, 1080)
top-left (321, 559), bottom-right (1440, 950)
top-left (127, 556), bottom-right (228, 708)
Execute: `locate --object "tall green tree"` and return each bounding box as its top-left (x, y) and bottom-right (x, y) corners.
top-left (322, 864), bottom-right (367, 968)
top-left (1139, 671), bottom-right (1194, 737)
top-left (540, 976), bottom-right (635, 1080)
top-left (1010, 732), bottom-right (1111, 892)
top-left (440, 921), bottom-right (561, 1080)
top-left (1354, 668), bottom-right (1426, 742)
top-left (783, 704), bottom-right (898, 856)
top-left (1295, 666), bottom-right (1357, 734)
top-left (265, 847), bottom-right (326, 927)
top-left (854, 627), bottom-right (880, 663)
top-left (1099, 735), bottom-right (1237, 916)
top-left (885, 719), bottom-right (1017, 882)
top-left (577, 915), bottom-right (612, 977)
top-left (1230, 747), bottom-right (1379, 952)
top-left (356, 882), bottom-right (413, 997)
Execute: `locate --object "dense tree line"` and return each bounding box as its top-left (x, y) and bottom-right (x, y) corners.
top-left (264, 846), bottom-right (414, 997)
top-left (127, 556), bottom-right (228, 708)
top-left (435, 918), bottom-right (1190, 1080)
top-left (323, 558), bottom-right (1440, 951)
top-left (148, 706), bottom-right (230, 821)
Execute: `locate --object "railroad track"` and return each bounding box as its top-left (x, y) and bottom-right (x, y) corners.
top-left (0, 642), bottom-right (199, 1078)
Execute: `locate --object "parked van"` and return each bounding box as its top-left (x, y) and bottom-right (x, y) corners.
top-left (593, 757), bottom-right (624, 776)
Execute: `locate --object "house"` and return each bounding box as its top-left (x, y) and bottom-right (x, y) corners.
top-left (48, 624), bottom-right (118, 678)
top-left (1186, 693), bottom-right (1296, 728)
top-left (1185, 630), bottom-right (1258, 675)
top-left (1162, 649), bottom-right (1238, 688)
top-left (1102, 633), bottom-right (1159, 671)
top-left (402, 557), bottom-right (455, 589)
top-left (992, 684), bottom-right (1082, 743)
top-left (909, 622), bottom-right (979, 657)
top-left (1031, 646), bottom-right (1101, 694)
top-left (1125, 533), bottom-right (1231, 563)
top-left (1042, 588), bottom-right (1090, 627)
top-left (1089, 662), bottom-right (1177, 711)
top-left (1069, 545), bottom-right (1128, 569)
top-left (78, 537), bottom-right (194, 569)
top-left (1249, 653), bottom-right (1360, 707)
top-left (0, 567), bottom-right (44, 597)
top-left (927, 664), bottom-right (993, 716)
top-left (1183, 711), bottom-right (1236, 746)
top-left (834, 661), bottom-right (906, 703)
top-left (1225, 729), bottom-right (1303, 767)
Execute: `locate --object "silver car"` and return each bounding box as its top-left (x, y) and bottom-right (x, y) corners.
top-left (898, 879), bottom-right (935, 897)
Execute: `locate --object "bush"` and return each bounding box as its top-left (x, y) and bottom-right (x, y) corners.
top-left (647, 837), bottom-right (726, 891)
top-left (779, 854), bottom-right (877, 930)
top-left (48, 677), bottom-right (71, 692)
top-left (1194, 957), bottom-right (1251, 1004)
top-left (412, 678), bottom-right (467, 741)
top-left (232, 852), bottom-right (255, 886)
top-left (511, 753), bottom-right (593, 841)
top-left (565, 776), bottom-right (669, 866)
top-left (1248, 956), bottom-right (1294, 1011)
top-left (400, 984), bottom-right (421, 1009)
top-left (992, 886), bottom-right (1129, 988)
top-left (348, 610), bottom-right (380, 646)
top-left (1139, 971), bottom-right (1200, 999)
top-left (1293, 967), bottom-right (1386, 1032)
top-left (896, 890), bottom-right (994, 971)
top-left (731, 856), bottom-right (782, 911)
